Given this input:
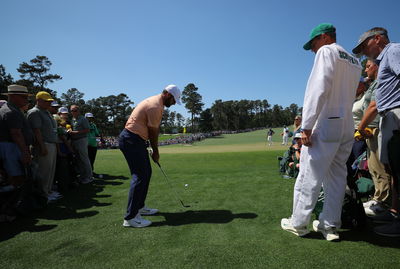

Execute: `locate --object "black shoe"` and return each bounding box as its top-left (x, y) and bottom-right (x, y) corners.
top-left (370, 210), bottom-right (399, 223)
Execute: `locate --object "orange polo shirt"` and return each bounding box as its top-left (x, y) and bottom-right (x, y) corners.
top-left (125, 94), bottom-right (164, 140)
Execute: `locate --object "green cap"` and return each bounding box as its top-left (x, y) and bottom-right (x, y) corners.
top-left (303, 23), bottom-right (336, 50)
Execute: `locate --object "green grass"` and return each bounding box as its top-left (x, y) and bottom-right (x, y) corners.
top-left (1, 130), bottom-right (399, 269)
top-left (158, 134), bottom-right (185, 141)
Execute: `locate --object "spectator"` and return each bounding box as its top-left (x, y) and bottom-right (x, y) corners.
top-left (293, 116), bottom-right (302, 136)
top-left (49, 101), bottom-right (60, 118)
top-left (85, 112), bottom-right (101, 177)
top-left (27, 91), bottom-right (60, 202)
top-left (281, 23), bottom-right (361, 241)
top-left (0, 85), bottom-right (33, 187)
top-left (292, 116), bottom-right (302, 144)
top-left (353, 27), bottom-right (400, 236)
top-left (282, 125), bottom-right (289, 145)
top-left (55, 107), bottom-right (76, 192)
top-left (358, 59), bottom-right (391, 216)
top-left (68, 105), bottom-right (93, 184)
top-left (267, 128), bottom-right (274, 146)
top-left (345, 79), bottom-right (368, 195)
top-left (288, 133), bottom-right (302, 178)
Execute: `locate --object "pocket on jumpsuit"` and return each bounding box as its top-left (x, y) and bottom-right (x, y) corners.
top-left (319, 117), bottom-right (343, 143)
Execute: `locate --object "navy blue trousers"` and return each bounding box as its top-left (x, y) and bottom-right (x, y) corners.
top-left (119, 129), bottom-right (152, 220)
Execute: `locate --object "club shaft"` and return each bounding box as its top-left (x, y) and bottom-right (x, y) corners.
top-left (156, 162), bottom-right (189, 207)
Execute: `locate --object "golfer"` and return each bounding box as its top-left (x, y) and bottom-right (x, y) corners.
top-left (281, 23), bottom-right (361, 241)
top-left (119, 85), bottom-right (181, 228)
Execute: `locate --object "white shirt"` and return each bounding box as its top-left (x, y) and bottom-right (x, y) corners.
top-left (301, 43), bottom-right (361, 138)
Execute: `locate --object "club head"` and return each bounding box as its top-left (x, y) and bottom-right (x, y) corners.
top-left (180, 200), bottom-right (191, 208)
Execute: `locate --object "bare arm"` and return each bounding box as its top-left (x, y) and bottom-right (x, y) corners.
top-left (32, 128), bottom-right (48, 156)
top-left (10, 128), bottom-right (31, 165)
top-left (148, 126), bottom-right (160, 163)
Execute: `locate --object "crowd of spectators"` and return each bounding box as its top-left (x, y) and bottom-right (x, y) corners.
top-left (98, 136), bottom-right (119, 149)
top-left (0, 86), bottom-right (102, 221)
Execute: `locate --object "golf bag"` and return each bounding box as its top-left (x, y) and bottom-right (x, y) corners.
top-left (278, 150), bottom-right (291, 174)
top-left (314, 187), bottom-right (366, 230)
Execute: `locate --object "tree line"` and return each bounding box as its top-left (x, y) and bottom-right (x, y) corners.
top-left (1, 56), bottom-right (301, 136)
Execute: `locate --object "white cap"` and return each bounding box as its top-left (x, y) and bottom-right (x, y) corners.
top-left (294, 132), bottom-right (302, 139)
top-left (58, 107), bottom-right (68, 113)
top-left (51, 101), bottom-right (60, 107)
top-left (164, 84), bottom-right (181, 105)
top-left (85, 112), bottom-right (94, 118)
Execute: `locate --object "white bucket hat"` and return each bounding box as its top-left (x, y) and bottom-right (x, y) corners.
top-left (85, 112), bottom-right (94, 118)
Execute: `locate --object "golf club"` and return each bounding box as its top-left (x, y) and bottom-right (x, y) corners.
top-left (155, 162), bottom-right (190, 208)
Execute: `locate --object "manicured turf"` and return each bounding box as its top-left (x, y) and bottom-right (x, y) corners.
top-left (1, 130), bottom-right (399, 268)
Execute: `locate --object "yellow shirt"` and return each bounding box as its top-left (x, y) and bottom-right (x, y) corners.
top-left (125, 94), bottom-right (164, 140)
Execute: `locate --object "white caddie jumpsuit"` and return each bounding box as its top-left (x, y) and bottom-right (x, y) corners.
top-left (291, 43), bottom-right (361, 229)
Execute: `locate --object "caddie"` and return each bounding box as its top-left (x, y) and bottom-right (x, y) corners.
top-left (281, 23), bottom-right (361, 241)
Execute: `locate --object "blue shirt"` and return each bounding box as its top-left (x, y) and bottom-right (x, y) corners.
top-left (375, 43), bottom-right (400, 112)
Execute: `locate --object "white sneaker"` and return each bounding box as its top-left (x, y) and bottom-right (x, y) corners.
top-left (365, 203), bottom-right (386, 216)
top-left (123, 214), bottom-right (152, 228)
top-left (281, 218), bottom-right (309, 237)
top-left (312, 220), bottom-right (339, 241)
top-left (139, 206), bottom-right (159, 216)
top-left (363, 200), bottom-right (377, 208)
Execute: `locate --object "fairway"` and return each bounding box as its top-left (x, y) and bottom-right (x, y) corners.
top-left (1, 130), bottom-right (399, 269)
top-left (160, 129), bottom-right (288, 153)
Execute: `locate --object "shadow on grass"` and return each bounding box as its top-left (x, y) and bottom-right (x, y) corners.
top-left (100, 174), bottom-right (129, 180)
top-left (302, 221), bottom-right (400, 248)
top-left (0, 218), bottom-right (58, 242)
top-left (0, 173), bottom-right (126, 242)
top-left (151, 210), bottom-right (257, 226)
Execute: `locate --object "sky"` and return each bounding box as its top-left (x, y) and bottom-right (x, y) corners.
top-left (1, 0), bottom-right (399, 118)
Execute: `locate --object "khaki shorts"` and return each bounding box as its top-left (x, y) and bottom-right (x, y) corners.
top-left (378, 107), bottom-right (400, 164)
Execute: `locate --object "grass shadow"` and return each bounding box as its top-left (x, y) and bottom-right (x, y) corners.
top-left (0, 172), bottom-right (124, 242)
top-left (99, 174), bottom-right (129, 180)
top-left (339, 221), bottom-right (400, 248)
top-left (0, 218), bottom-right (57, 242)
top-left (151, 210), bottom-right (257, 226)
top-left (301, 221), bottom-right (400, 248)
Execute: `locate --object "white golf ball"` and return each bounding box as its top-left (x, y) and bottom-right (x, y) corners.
top-left (184, 184), bottom-right (189, 187)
